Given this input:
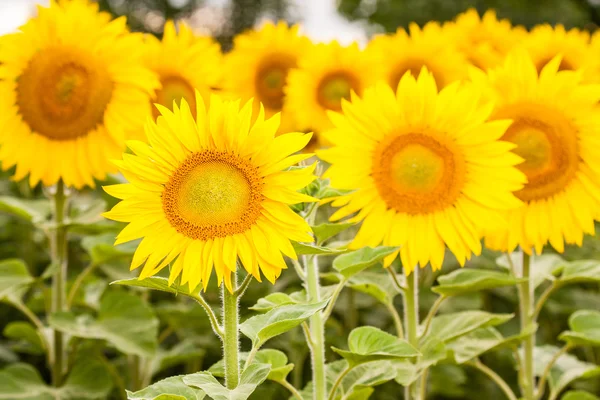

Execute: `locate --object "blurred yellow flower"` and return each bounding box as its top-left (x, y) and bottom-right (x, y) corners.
top-left (318, 71), bottom-right (525, 273)
top-left (103, 93), bottom-right (315, 292)
top-left (473, 51), bottom-right (600, 254)
top-left (0, 0), bottom-right (159, 188)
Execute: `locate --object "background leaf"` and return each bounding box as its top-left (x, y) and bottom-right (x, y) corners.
top-left (183, 364), bottom-right (271, 400)
top-left (333, 246), bottom-right (398, 279)
top-left (127, 376), bottom-right (206, 400)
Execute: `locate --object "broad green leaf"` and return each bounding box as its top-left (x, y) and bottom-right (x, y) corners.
top-left (254, 349), bottom-right (295, 382)
top-left (422, 311), bottom-right (513, 344)
top-left (0, 196), bottom-right (51, 224)
top-left (331, 326), bottom-right (419, 367)
top-left (428, 364), bottom-right (467, 398)
top-left (240, 301), bottom-right (328, 348)
top-left (292, 242), bottom-right (345, 256)
top-left (433, 268), bottom-right (524, 296)
top-left (333, 246), bottom-right (398, 279)
top-left (329, 360), bottom-right (397, 399)
top-left (393, 361), bottom-right (418, 386)
top-left (127, 376), bottom-right (206, 400)
top-left (558, 261), bottom-right (600, 284)
top-left (312, 222), bottom-right (355, 244)
top-left (249, 293), bottom-right (296, 312)
top-left (559, 310), bottom-right (600, 347)
top-left (534, 345), bottom-right (600, 397)
top-left (497, 253), bottom-right (563, 288)
top-left (346, 387), bottom-right (374, 400)
top-left (149, 340), bottom-right (206, 378)
top-left (49, 291), bottom-right (158, 357)
top-left (3, 322), bottom-right (45, 355)
top-left (348, 271), bottom-right (400, 305)
top-left (289, 285), bottom-right (338, 304)
top-left (0, 259), bottom-right (34, 299)
top-left (183, 363), bottom-right (271, 400)
top-left (0, 358), bottom-right (112, 400)
top-left (112, 277), bottom-right (201, 300)
top-left (562, 391), bottom-right (600, 400)
top-left (81, 234), bottom-right (136, 265)
top-left (0, 345), bottom-right (17, 363)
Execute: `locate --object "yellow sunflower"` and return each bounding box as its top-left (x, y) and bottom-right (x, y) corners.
top-left (523, 24), bottom-right (599, 81)
top-left (318, 70), bottom-right (525, 272)
top-left (447, 9), bottom-right (526, 70)
top-left (144, 20), bottom-right (222, 122)
top-left (103, 93), bottom-right (315, 292)
top-left (286, 41), bottom-right (375, 133)
top-left (366, 22), bottom-right (468, 92)
top-left (223, 21), bottom-right (311, 132)
top-left (0, 0), bottom-right (159, 188)
top-left (471, 51), bottom-right (600, 254)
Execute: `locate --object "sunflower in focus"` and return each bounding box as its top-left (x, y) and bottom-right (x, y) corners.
top-left (366, 22), bottom-right (468, 92)
top-left (447, 9), bottom-right (525, 70)
top-left (286, 41), bottom-right (375, 134)
top-left (103, 93), bottom-right (315, 292)
top-left (523, 24), bottom-right (599, 81)
top-left (223, 21), bottom-right (310, 132)
top-left (0, 0), bottom-right (159, 188)
top-left (318, 71), bottom-right (525, 272)
top-left (144, 20), bottom-right (222, 124)
top-left (471, 52), bottom-right (600, 254)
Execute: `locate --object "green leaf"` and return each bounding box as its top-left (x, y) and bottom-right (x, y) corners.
top-left (312, 222), bottom-right (355, 245)
top-left (393, 338), bottom-right (447, 386)
top-left (111, 276), bottom-right (203, 300)
top-left (0, 259), bottom-right (34, 300)
top-left (254, 349), bottom-right (295, 382)
top-left (240, 301), bottom-right (328, 349)
top-left (393, 361), bottom-right (418, 386)
top-left (183, 364), bottom-right (271, 400)
top-left (534, 345), bottom-right (600, 397)
top-left (433, 268), bottom-right (524, 296)
top-left (329, 360), bottom-right (397, 398)
top-left (49, 291), bottom-right (159, 357)
top-left (0, 196), bottom-right (51, 224)
top-left (348, 271), bottom-right (400, 305)
top-left (315, 186), bottom-right (354, 200)
top-left (422, 311), bottom-right (513, 344)
top-left (560, 310), bottom-right (600, 347)
top-left (81, 234), bottom-right (136, 265)
top-left (0, 358), bottom-right (112, 399)
top-left (292, 242), bottom-right (345, 256)
top-left (127, 376), bottom-right (206, 400)
top-left (149, 340), bottom-right (206, 378)
top-left (558, 261), bottom-right (600, 284)
top-left (333, 246), bottom-right (398, 279)
top-left (331, 326), bottom-right (419, 367)
top-left (3, 322), bottom-right (45, 355)
top-left (562, 391), bottom-right (600, 400)
top-left (249, 293), bottom-right (296, 312)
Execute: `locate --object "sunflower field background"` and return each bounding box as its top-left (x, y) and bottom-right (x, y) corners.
top-left (1, 1), bottom-right (600, 400)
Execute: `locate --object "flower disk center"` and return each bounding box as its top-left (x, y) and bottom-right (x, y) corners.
top-left (16, 46), bottom-right (113, 141)
top-left (162, 151), bottom-right (264, 240)
top-left (153, 74), bottom-right (196, 119)
top-left (317, 72), bottom-right (359, 111)
top-left (373, 133), bottom-right (464, 214)
top-left (255, 56), bottom-right (295, 110)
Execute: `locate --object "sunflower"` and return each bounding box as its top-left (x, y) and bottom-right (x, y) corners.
top-left (318, 71), bottom-right (525, 272)
top-left (223, 21), bottom-right (311, 132)
top-left (103, 93), bottom-right (315, 292)
top-left (471, 52), bottom-right (600, 254)
top-left (523, 24), bottom-right (599, 82)
top-left (366, 22), bottom-right (468, 92)
top-left (447, 9), bottom-right (526, 70)
top-left (0, 0), bottom-right (159, 188)
top-left (286, 41), bottom-right (375, 133)
top-left (144, 20), bottom-right (222, 122)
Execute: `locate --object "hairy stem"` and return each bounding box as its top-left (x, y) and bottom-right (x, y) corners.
top-left (467, 359), bottom-right (518, 400)
top-left (306, 254), bottom-right (327, 400)
top-left (536, 345), bottom-right (571, 399)
top-left (420, 295), bottom-right (447, 339)
top-left (404, 267), bottom-right (420, 400)
top-left (518, 252), bottom-right (535, 400)
top-left (328, 365), bottom-right (352, 400)
top-left (66, 262), bottom-right (97, 309)
top-left (385, 301), bottom-right (404, 339)
top-left (222, 272), bottom-right (240, 389)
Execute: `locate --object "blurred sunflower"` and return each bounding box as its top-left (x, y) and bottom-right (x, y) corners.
top-left (318, 71), bottom-right (524, 272)
top-left (473, 52), bottom-right (600, 254)
top-left (144, 20), bottom-right (221, 122)
top-left (103, 93), bottom-right (315, 292)
top-left (223, 21), bottom-right (311, 132)
top-left (523, 24), bottom-right (599, 81)
top-left (0, 0), bottom-right (159, 188)
top-left (447, 9), bottom-right (525, 70)
top-left (286, 41), bottom-right (375, 133)
top-left (366, 22), bottom-right (467, 92)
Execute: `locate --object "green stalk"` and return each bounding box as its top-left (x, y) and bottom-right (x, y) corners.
top-left (518, 253), bottom-right (535, 400)
top-left (404, 267), bottom-right (420, 400)
top-left (306, 254), bottom-right (327, 400)
top-left (50, 180), bottom-right (68, 386)
top-left (222, 272), bottom-right (240, 389)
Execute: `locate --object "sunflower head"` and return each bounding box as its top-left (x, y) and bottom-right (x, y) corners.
top-left (286, 41), bottom-right (375, 134)
top-left (470, 51), bottom-right (600, 254)
top-left (319, 69), bottom-right (525, 273)
top-left (0, 0), bottom-right (159, 188)
top-left (103, 92), bottom-right (316, 292)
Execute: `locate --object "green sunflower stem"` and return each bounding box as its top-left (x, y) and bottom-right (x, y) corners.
top-left (306, 254), bottom-right (327, 400)
top-left (404, 266), bottom-right (420, 400)
top-left (518, 252), bottom-right (535, 400)
top-left (50, 180), bottom-right (68, 387)
top-left (222, 272), bottom-right (240, 389)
